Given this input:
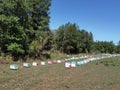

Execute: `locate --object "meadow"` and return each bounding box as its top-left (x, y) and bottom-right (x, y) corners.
top-left (0, 55), bottom-right (120, 90)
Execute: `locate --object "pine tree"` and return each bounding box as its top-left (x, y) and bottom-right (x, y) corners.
top-left (0, 0), bottom-right (51, 59)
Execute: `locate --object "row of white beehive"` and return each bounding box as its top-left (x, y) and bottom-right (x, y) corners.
top-left (10, 54), bottom-right (120, 70)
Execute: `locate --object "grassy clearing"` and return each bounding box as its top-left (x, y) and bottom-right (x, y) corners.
top-left (50, 51), bottom-right (67, 60)
top-left (0, 56), bottom-right (120, 90)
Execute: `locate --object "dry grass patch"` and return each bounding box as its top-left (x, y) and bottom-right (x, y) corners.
top-left (0, 56), bottom-right (120, 90)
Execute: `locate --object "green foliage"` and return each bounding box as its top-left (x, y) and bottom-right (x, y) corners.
top-left (6, 42), bottom-right (25, 60)
top-left (0, 15), bottom-right (26, 53)
top-left (93, 41), bottom-right (116, 53)
top-left (116, 41), bottom-right (120, 53)
top-left (53, 22), bottom-right (118, 54)
top-left (53, 22), bottom-right (94, 54)
top-left (7, 43), bottom-right (25, 54)
top-left (0, 0), bottom-right (119, 60)
top-left (0, 0), bottom-right (51, 60)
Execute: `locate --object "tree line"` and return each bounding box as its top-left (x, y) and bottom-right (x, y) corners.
top-left (0, 0), bottom-right (120, 60)
top-left (53, 22), bottom-right (120, 54)
top-left (0, 0), bottom-right (51, 60)
top-left (52, 22), bottom-right (93, 54)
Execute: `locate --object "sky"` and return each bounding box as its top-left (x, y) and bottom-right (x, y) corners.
top-left (49, 0), bottom-right (120, 44)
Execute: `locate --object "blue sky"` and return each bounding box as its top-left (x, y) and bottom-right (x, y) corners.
top-left (49, 0), bottom-right (120, 44)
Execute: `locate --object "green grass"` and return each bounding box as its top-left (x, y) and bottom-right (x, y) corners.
top-left (0, 56), bottom-right (120, 90)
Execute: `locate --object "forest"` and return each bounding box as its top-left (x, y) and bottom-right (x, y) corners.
top-left (0, 0), bottom-right (120, 61)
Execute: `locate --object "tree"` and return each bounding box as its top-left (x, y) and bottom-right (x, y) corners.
top-left (53, 22), bottom-right (94, 54)
top-left (93, 41), bottom-right (116, 53)
top-left (116, 41), bottom-right (120, 53)
top-left (0, 0), bottom-right (51, 60)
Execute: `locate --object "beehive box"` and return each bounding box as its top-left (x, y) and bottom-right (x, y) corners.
top-left (71, 61), bottom-right (76, 67)
top-left (52, 60), bottom-right (58, 64)
top-left (57, 60), bottom-right (62, 63)
top-left (41, 61), bottom-right (46, 65)
top-left (48, 61), bottom-right (52, 65)
top-left (65, 62), bottom-right (71, 68)
top-left (10, 64), bottom-right (19, 70)
top-left (23, 63), bottom-right (31, 68)
top-left (77, 61), bottom-right (84, 66)
top-left (32, 62), bottom-right (38, 66)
